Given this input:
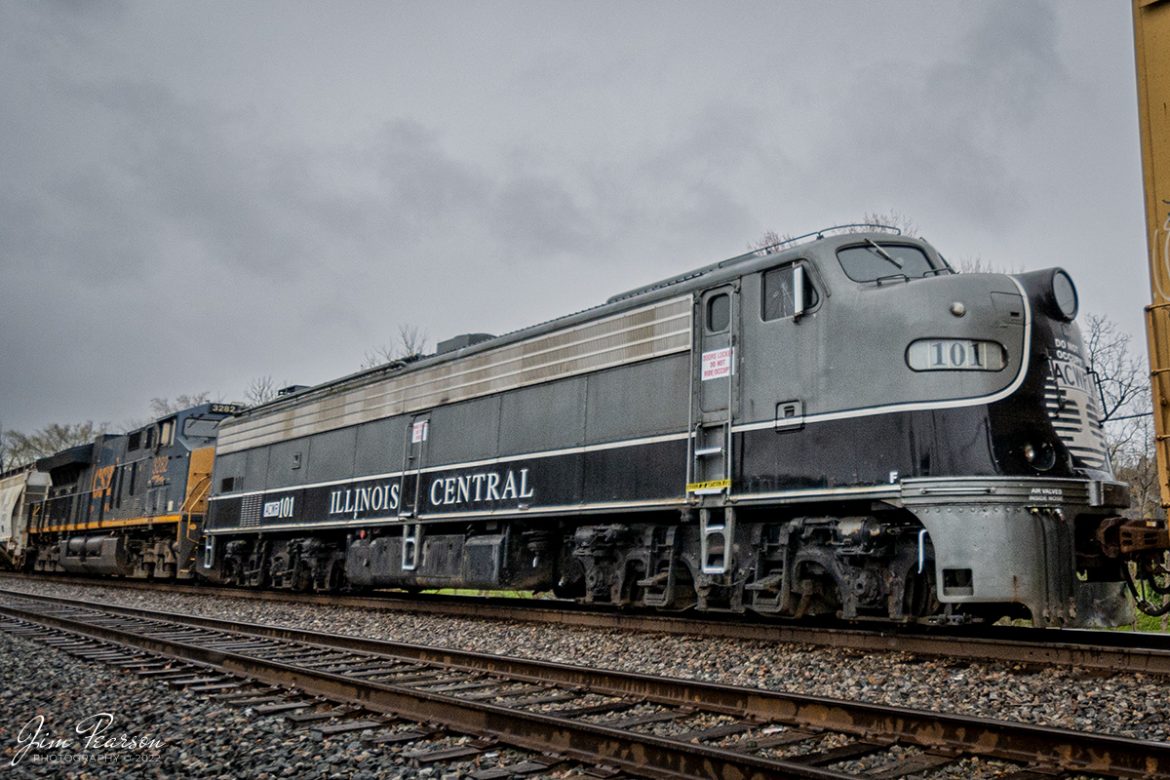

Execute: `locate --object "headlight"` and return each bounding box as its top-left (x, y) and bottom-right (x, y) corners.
top-left (906, 339), bottom-right (1007, 371)
top-left (1022, 441), bottom-right (1056, 471)
top-left (1048, 269), bottom-right (1078, 321)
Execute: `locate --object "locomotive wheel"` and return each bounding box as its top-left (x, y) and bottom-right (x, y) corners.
top-left (319, 559), bottom-right (345, 593)
top-left (552, 582), bottom-right (584, 599)
top-left (292, 561), bottom-right (313, 592)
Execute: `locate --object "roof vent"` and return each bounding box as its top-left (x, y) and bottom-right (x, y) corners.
top-left (277, 385), bottom-right (310, 397)
top-left (436, 333), bottom-right (495, 355)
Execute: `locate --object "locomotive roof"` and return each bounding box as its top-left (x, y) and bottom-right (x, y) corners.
top-left (235, 228), bottom-right (935, 422)
top-left (0, 462), bottom-right (37, 481)
top-left (34, 442), bottom-right (95, 473)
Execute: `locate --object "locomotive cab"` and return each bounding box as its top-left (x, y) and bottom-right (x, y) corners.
top-left (687, 231), bottom-right (1140, 626)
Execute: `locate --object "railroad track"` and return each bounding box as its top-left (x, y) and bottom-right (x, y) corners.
top-left (4, 572), bottom-right (1170, 678)
top-left (1, 587), bottom-right (1167, 779)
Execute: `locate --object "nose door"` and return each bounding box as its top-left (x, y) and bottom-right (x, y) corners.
top-left (689, 283), bottom-right (739, 576)
top-left (397, 413), bottom-right (430, 571)
top-left (689, 284), bottom-right (738, 496)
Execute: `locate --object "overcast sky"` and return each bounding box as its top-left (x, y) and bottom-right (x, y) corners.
top-left (0, 1), bottom-right (1150, 434)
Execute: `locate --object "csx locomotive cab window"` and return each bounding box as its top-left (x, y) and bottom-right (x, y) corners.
top-left (836, 243), bottom-right (940, 282)
top-left (158, 419), bottom-right (175, 448)
top-left (762, 264), bottom-right (819, 320)
top-left (183, 417), bottom-right (220, 439)
top-left (706, 293), bottom-right (730, 332)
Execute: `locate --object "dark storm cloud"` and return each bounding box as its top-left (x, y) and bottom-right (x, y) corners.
top-left (373, 121), bottom-right (489, 236)
top-left (368, 120), bottom-right (602, 261)
top-left (0, 1), bottom-right (1149, 436)
top-left (72, 78), bottom-right (329, 281)
top-left (1, 72), bottom-right (268, 284)
top-left (953, 1), bottom-right (1065, 122)
top-left (812, 2), bottom-right (1068, 227)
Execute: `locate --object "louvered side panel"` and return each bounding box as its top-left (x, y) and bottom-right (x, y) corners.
top-left (217, 296), bottom-right (692, 454)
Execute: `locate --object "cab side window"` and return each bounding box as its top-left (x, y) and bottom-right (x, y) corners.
top-left (158, 419), bottom-right (175, 448)
top-left (762, 264), bottom-right (819, 321)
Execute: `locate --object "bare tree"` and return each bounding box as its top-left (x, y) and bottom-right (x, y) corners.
top-left (750, 210), bottom-right (919, 256)
top-left (852, 210), bottom-right (919, 237)
top-left (1084, 314), bottom-right (1148, 443)
top-left (362, 324), bottom-right (429, 369)
top-left (955, 257), bottom-right (993, 273)
top-left (244, 375), bottom-right (278, 406)
top-left (1114, 412), bottom-right (1160, 520)
top-left (951, 257), bottom-right (1027, 274)
top-left (1, 421), bottom-right (106, 469)
top-left (149, 392), bottom-right (213, 417)
top-left (396, 323), bottom-right (427, 356)
top-left (1079, 313), bottom-right (1159, 519)
top-left (747, 229), bottom-right (794, 255)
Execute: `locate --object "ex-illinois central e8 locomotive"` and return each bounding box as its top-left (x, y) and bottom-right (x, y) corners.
top-left (5, 227), bottom-right (1165, 627)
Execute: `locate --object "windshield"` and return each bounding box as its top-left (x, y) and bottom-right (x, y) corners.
top-left (182, 417), bottom-right (220, 439)
top-left (836, 243), bottom-right (941, 282)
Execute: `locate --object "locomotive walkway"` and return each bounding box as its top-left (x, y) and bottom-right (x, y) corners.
top-left (1, 587), bottom-right (1167, 779)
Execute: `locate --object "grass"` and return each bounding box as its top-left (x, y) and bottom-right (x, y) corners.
top-left (1110, 612), bottom-right (1170, 632)
top-left (421, 588), bottom-right (541, 599)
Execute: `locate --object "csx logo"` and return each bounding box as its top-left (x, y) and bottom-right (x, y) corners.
top-left (92, 465), bottom-right (115, 495)
top-left (150, 456), bottom-right (169, 485)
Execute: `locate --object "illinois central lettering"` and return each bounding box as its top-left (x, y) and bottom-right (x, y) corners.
top-left (328, 482), bottom-right (400, 516)
top-left (429, 469), bottom-right (535, 507)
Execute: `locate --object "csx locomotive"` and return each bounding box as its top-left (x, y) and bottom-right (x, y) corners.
top-left (1, 404), bottom-right (240, 579)
top-left (3, 227), bottom-right (1164, 627)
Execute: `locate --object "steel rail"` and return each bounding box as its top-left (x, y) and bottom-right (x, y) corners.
top-left (0, 596), bottom-right (854, 780)
top-left (4, 572), bottom-right (1170, 676)
top-left (1, 589), bottom-right (1168, 779)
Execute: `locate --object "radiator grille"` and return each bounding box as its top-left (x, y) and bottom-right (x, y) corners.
top-left (1043, 375), bottom-right (1109, 471)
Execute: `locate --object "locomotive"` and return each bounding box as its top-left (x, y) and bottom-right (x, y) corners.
top-left (9, 404), bottom-right (241, 579)
top-left (6, 227), bottom-right (1165, 627)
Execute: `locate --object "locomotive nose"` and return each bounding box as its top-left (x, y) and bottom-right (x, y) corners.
top-left (1007, 266), bottom-right (1111, 476)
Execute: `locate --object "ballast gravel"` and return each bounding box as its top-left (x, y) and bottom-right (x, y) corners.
top-left (0, 629), bottom-right (542, 780)
top-left (2, 578), bottom-right (1168, 748)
